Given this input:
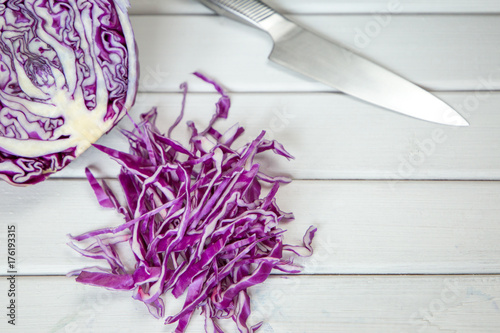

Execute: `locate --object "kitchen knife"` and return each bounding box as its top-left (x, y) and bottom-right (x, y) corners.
top-left (197, 0), bottom-right (469, 126)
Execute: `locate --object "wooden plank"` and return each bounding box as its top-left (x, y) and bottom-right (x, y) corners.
top-left (1, 275), bottom-right (500, 332)
top-left (56, 91), bottom-right (500, 180)
top-left (128, 0), bottom-right (500, 15)
top-left (130, 15), bottom-right (500, 93)
top-left (1, 179), bottom-right (500, 275)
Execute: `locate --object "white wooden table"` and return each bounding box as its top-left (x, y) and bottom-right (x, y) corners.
top-left (2, 1), bottom-right (500, 332)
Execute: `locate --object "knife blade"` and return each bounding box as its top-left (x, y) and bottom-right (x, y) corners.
top-left (197, 0), bottom-right (469, 126)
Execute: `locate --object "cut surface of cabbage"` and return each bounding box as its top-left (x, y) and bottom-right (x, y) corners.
top-left (0, 0), bottom-right (138, 185)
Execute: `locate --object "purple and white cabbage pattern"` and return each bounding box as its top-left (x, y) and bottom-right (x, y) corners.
top-left (68, 74), bottom-right (316, 333)
top-left (0, 0), bottom-right (138, 185)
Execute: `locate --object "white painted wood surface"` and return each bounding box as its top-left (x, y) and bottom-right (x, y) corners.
top-left (129, 0), bottom-right (500, 14)
top-left (2, 179), bottom-right (500, 276)
top-left (2, 1), bottom-right (500, 332)
top-left (2, 275), bottom-right (500, 333)
top-left (57, 92), bottom-right (500, 180)
top-left (128, 15), bottom-right (500, 93)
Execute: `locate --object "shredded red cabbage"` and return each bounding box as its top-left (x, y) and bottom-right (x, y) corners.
top-left (68, 73), bottom-right (316, 332)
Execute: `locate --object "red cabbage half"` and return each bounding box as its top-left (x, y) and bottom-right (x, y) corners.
top-left (0, 0), bottom-right (138, 185)
top-left (68, 73), bottom-right (316, 332)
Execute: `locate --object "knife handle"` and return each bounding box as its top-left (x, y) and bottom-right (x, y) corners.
top-left (198, 0), bottom-right (296, 40)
